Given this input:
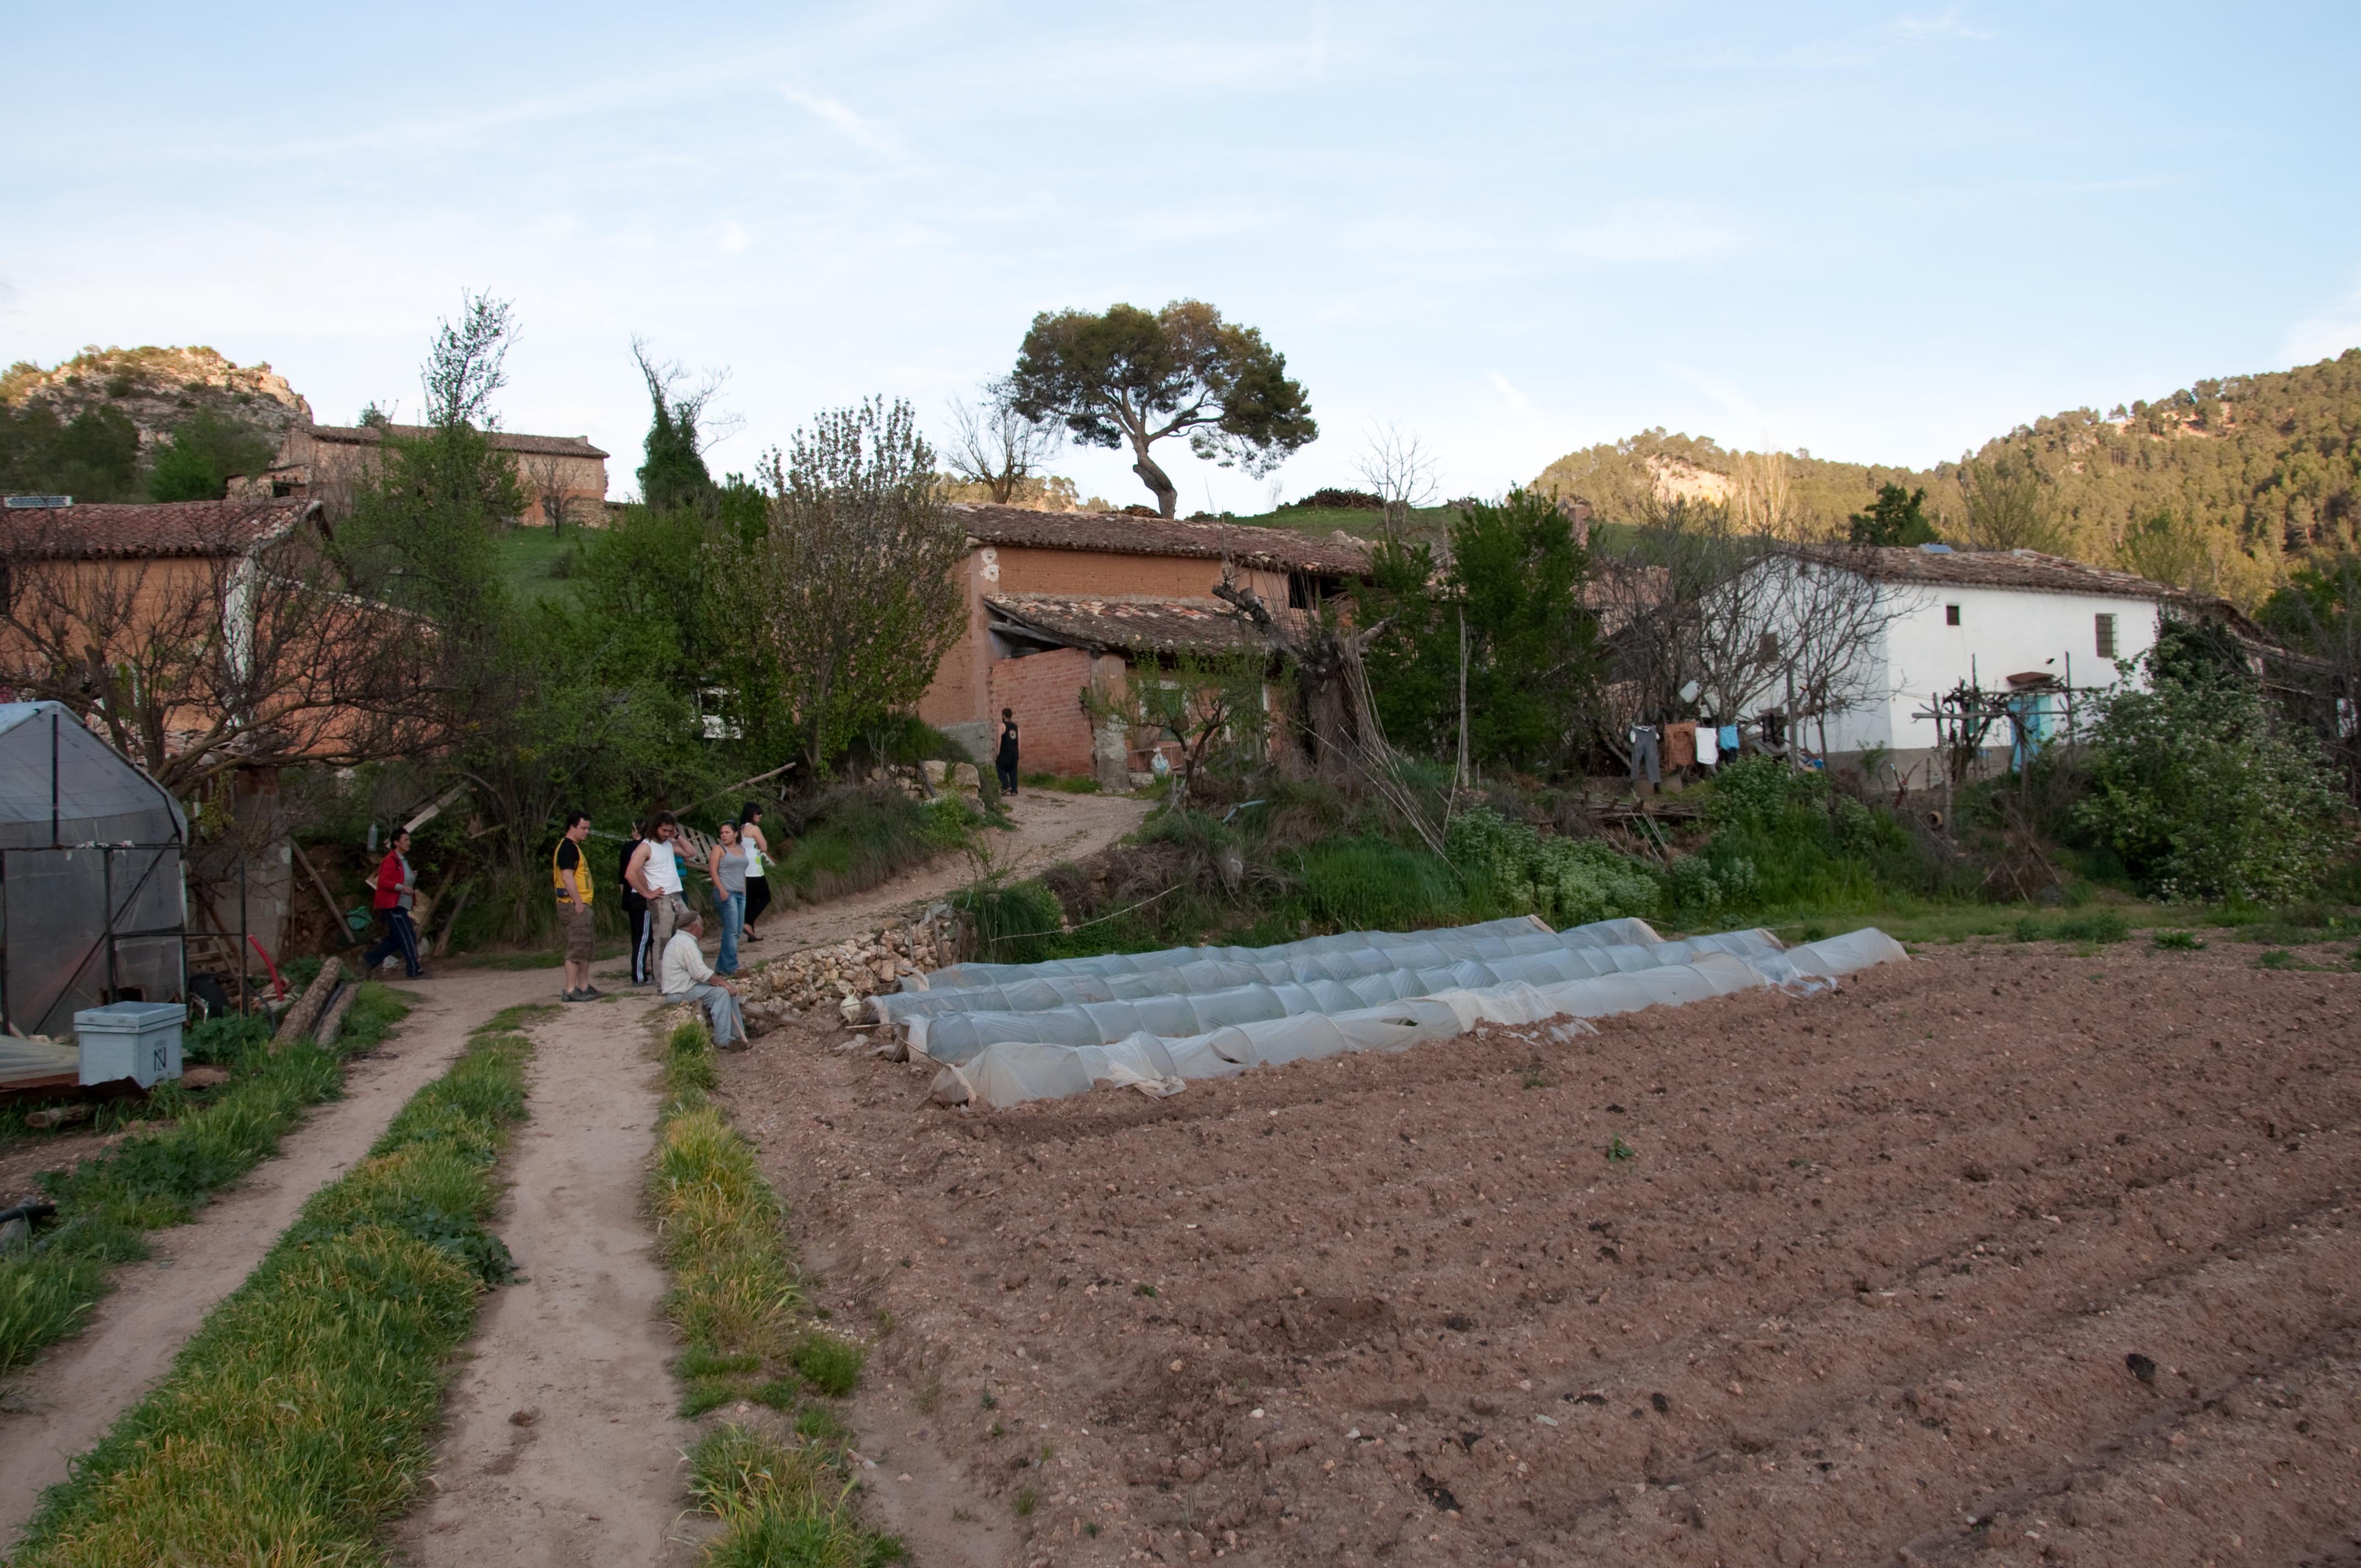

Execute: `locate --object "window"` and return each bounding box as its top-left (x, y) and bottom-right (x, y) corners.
top-left (2095, 613), bottom-right (2117, 658)
top-left (1945, 603), bottom-right (1961, 626)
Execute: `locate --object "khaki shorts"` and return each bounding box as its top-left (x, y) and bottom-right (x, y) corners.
top-left (560, 901), bottom-right (595, 962)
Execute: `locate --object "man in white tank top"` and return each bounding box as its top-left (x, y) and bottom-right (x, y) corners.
top-left (627, 810), bottom-right (691, 978)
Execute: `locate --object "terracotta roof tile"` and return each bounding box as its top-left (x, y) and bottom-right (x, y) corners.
top-left (1823, 544), bottom-right (2173, 598)
top-left (0, 498), bottom-right (320, 559)
top-left (986, 593), bottom-right (1297, 657)
top-left (306, 423), bottom-right (608, 460)
top-left (953, 503), bottom-right (1368, 575)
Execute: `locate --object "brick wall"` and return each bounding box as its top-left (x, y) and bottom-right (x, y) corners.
top-left (986, 647), bottom-right (1097, 778)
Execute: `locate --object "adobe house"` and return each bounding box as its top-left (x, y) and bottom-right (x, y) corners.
top-left (237, 422), bottom-right (610, 526)
top-left (918, 504), bottom-right (1368, 786)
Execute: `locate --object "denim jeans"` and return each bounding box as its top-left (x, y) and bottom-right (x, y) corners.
top-left (669, 981), bottom-right (745, 1047)
top-left (717, 889), bottom-right (744, 974)
top-left (364, 908), bottom-right (423, 977)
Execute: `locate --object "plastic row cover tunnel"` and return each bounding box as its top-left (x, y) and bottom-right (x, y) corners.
top-left (902, 928), bottom-right (1796, 1064)
top-left (932, 928), bottom-right (1908, 1110)
top-left (913, 915), bottom-right (1659, 993)
top-left (874, 915), bottom-right (1681, 1031)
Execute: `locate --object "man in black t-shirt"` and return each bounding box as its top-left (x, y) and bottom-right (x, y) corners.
top-left (553, 810), bottom-right (599, 1001)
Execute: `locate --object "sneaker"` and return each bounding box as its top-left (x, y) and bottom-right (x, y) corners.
top-left (561, 988), bottom-right (584, 1002)
top-left (579, 986), bottom-right (605, 1000)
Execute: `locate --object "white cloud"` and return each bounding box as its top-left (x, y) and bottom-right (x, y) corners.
top-left (1558, 200), bottom-right (1744, 265)
top-left (779, 86), bottom-right (897, 156)
top-left (1489, 372), bottom-right (1532, 412)
top-left (714, 220), bottom-right (750, 257)
top-left (1691, 6), bottom-right (1991, 69)
top-left (2284, 274), bottom-right (2361, 365)
top-left (1662, 362), bottom-right (1773, 442)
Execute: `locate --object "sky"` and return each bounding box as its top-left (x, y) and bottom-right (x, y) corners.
top-left (7, 1), bottom-right (2360, 510)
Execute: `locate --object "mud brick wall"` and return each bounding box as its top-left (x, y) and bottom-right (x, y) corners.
top-left (986, 647), bottom-right (1096, 777)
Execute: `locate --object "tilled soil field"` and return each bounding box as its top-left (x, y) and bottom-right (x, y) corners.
top-left (720, 940), bottom-right (2361, 1567)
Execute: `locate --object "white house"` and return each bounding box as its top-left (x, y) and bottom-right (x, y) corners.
top-left (1742, 545), bottom-right (2173, 765)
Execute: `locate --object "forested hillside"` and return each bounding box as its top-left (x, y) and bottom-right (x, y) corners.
top-left (1534, 349), bottom-right (2361, 607)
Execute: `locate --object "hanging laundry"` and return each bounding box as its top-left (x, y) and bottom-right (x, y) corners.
top-left (1663, 721), bottom-right (1698, 769)
top-left (1718, 723), bottom-right (1741, 756)
top-left (1694, 724), bottom-right (1720, 767)
top-left (1626, 725), bottom-right (1661, 788)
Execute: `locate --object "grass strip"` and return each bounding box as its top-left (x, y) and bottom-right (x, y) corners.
top-left (0, 985), bottom-right (413, 1377)
top-left (7, 1005), bottom-right (544, 1566)
top-left (652, 1018), bottom-right (901, 1565)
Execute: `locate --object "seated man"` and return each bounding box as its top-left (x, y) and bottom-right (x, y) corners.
top-left (660, 911), bottom-right (750, 1050)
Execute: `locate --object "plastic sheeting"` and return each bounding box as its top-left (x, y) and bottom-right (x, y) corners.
top-left (874, 915), bottom-right (1687, 1031)
top-left (933, 928), bottom-right (1907, 1110)
top-left (902, 927), bottom-right (1791, 1064)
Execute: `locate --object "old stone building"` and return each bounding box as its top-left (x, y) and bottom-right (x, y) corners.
top-left (918, 504), bottom-right (1368, 785)
top-left (237, 422), bottom-right (610, 526)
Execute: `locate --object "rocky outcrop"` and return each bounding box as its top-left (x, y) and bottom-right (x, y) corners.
top-left (1, 345), bottom-right (312, 455)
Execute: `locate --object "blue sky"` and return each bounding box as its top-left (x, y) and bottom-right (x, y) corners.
top-left (7, 1), bottom-right (2359, 509)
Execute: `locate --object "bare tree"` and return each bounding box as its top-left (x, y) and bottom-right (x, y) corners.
top-left (943, 378), bottom-right (1062, 504)
top-left (1352, 422), bottom-right (1439, 546)
top-left (629, 337), bottom-right (740, 452)
top-left (1733, 545), bottom-right (1930, 760)
top-left (520, 449), bottom-right (578, 533)
top-left (0, 511), bottom-right (436, 793)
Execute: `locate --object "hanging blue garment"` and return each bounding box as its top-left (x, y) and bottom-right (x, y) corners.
top-left (1717, 724), bottom-right (1740, 755)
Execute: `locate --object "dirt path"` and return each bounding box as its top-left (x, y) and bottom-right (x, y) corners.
top-left (769, 789), bottom-right (1148, 951)
top-left (0, 968), bottom-right (562, 1553)
top-left (392, 992), bottom-right (693, 1568)
top-left (719, 940), bottom-right (2361, 1567)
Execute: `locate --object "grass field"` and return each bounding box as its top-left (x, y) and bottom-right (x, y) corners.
top-left (493, 523), bottom-right (589, 607)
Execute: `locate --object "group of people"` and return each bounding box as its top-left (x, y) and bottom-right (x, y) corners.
top-left (360, 799), bottom-right (788, 1050)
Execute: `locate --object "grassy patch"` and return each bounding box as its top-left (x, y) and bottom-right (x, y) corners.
top-left (8, 1008), bottom-right (535, 1564)
top-left (654, 1020), bottom-right (898, 1563)
top-left (0, 984), bottom-right (413, 1377)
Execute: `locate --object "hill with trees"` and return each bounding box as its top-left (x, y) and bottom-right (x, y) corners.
top-left (1533, 348), bottom-right (2361, 607)
top-left (0, 345), bottom-right (301, 502)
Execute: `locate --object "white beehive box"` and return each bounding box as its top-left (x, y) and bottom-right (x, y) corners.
top-left (74, 1001), bottom-right (184, 1088)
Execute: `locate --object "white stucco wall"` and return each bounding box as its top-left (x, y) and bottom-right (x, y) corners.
top-left (1834, 583), bottom-right (2161, 754)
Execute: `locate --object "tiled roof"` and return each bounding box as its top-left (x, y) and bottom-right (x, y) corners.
top-left (0, 498), bottom-right (320, 559)
top-left (951, 503), bottom-right (1369, 575)
top-left (306, 423), bottom-right (608, 459)
top-left (1821, 545), bottom-right (2173, 599)
top-left (986, 593), bottom-right (1299, 657)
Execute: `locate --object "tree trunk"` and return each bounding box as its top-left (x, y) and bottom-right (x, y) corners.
top-left (1129, 439), bottom-right (1179, 518)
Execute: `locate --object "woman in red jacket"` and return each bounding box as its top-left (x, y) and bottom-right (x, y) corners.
top-left (363, 829), bottom-right (428, 979)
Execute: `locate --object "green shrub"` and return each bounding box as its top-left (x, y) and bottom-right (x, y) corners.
top-left (953, 878), bottom-right (1065, 964)
top-left (791, 1329), bottom-right (867, 1397)
top-left (1445, 807), bottom-right (1661, 929)
top-left (2151, 929), bottom-right (2205, 950)
top-left (1292, 836), bottom-right (1475, 930)
top-left (2076, 643), bottom-right (2345, 902)
top-left (2053, 910), bottom-right (2129, 944)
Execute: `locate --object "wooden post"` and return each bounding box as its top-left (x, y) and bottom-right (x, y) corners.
top-left (272, 957), bottom-right (344, 1047)
top-left (289, 840), bottom-right (357, 947)
top-left (313, 984), bottom-right (361, 1048)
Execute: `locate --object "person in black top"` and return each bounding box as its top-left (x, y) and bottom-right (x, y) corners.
top-left (995, 707), bottom-right (1020, 795)
top-left (618, 821), bottom-right (651, 986)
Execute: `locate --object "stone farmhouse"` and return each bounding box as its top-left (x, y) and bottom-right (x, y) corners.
top-left (237, 422), bottom-right (610, 526)
top-left (918, 504), bottom-right (1368, 787)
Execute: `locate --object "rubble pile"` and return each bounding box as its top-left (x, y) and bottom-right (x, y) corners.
top-left (734, 903), bottom-right (964, 1028)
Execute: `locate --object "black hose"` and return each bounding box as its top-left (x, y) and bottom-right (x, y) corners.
top-left (0, 1200), bottom-right (58, 1228)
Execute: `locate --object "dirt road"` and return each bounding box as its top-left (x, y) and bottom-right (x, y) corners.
top-left (768, 788), bottom-right (1148, 951)
top-left (0, 968), bottom-right (561, 1553)
top-left (720, 938), bottom-right (2361, 1567)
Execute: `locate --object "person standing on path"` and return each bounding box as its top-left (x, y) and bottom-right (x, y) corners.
top-left (737, 802), bottom-right (771, 944)
top-left (618, 821), bottom-right (651, 987)
top-left (553, 810), bottom-right (601, 1002)
top-left (363, 829), bottom-right (427, 979)
top-left (626, 812), bottom-right (689, 983)
top-left (995, 706), bottom-right (1021, 796)
top-left (705, 822), bottom-right (748, 976)
top-left (660, 912), bottom-right (750, 1048)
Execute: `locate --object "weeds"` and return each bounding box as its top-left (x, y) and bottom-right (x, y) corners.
top-left (0, 984), bottom-right (412, 1376)
top-left (686, 1424), bottom-right (902, 1567)
top-left (791, 1330), bottom-right (867, 1397)
top-left (1605, 1136), bottom-right (1635, 1163)
top-left (8, 1011), bottom-right (528, 1565)
top-left (2151, 929), bottom-right (2206, 951)
top-left (1014, 1486), bottom-right (1038, 1517)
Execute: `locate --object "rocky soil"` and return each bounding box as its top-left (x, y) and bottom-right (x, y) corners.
top-left (716, 937), bottom-right (2361, 1568)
